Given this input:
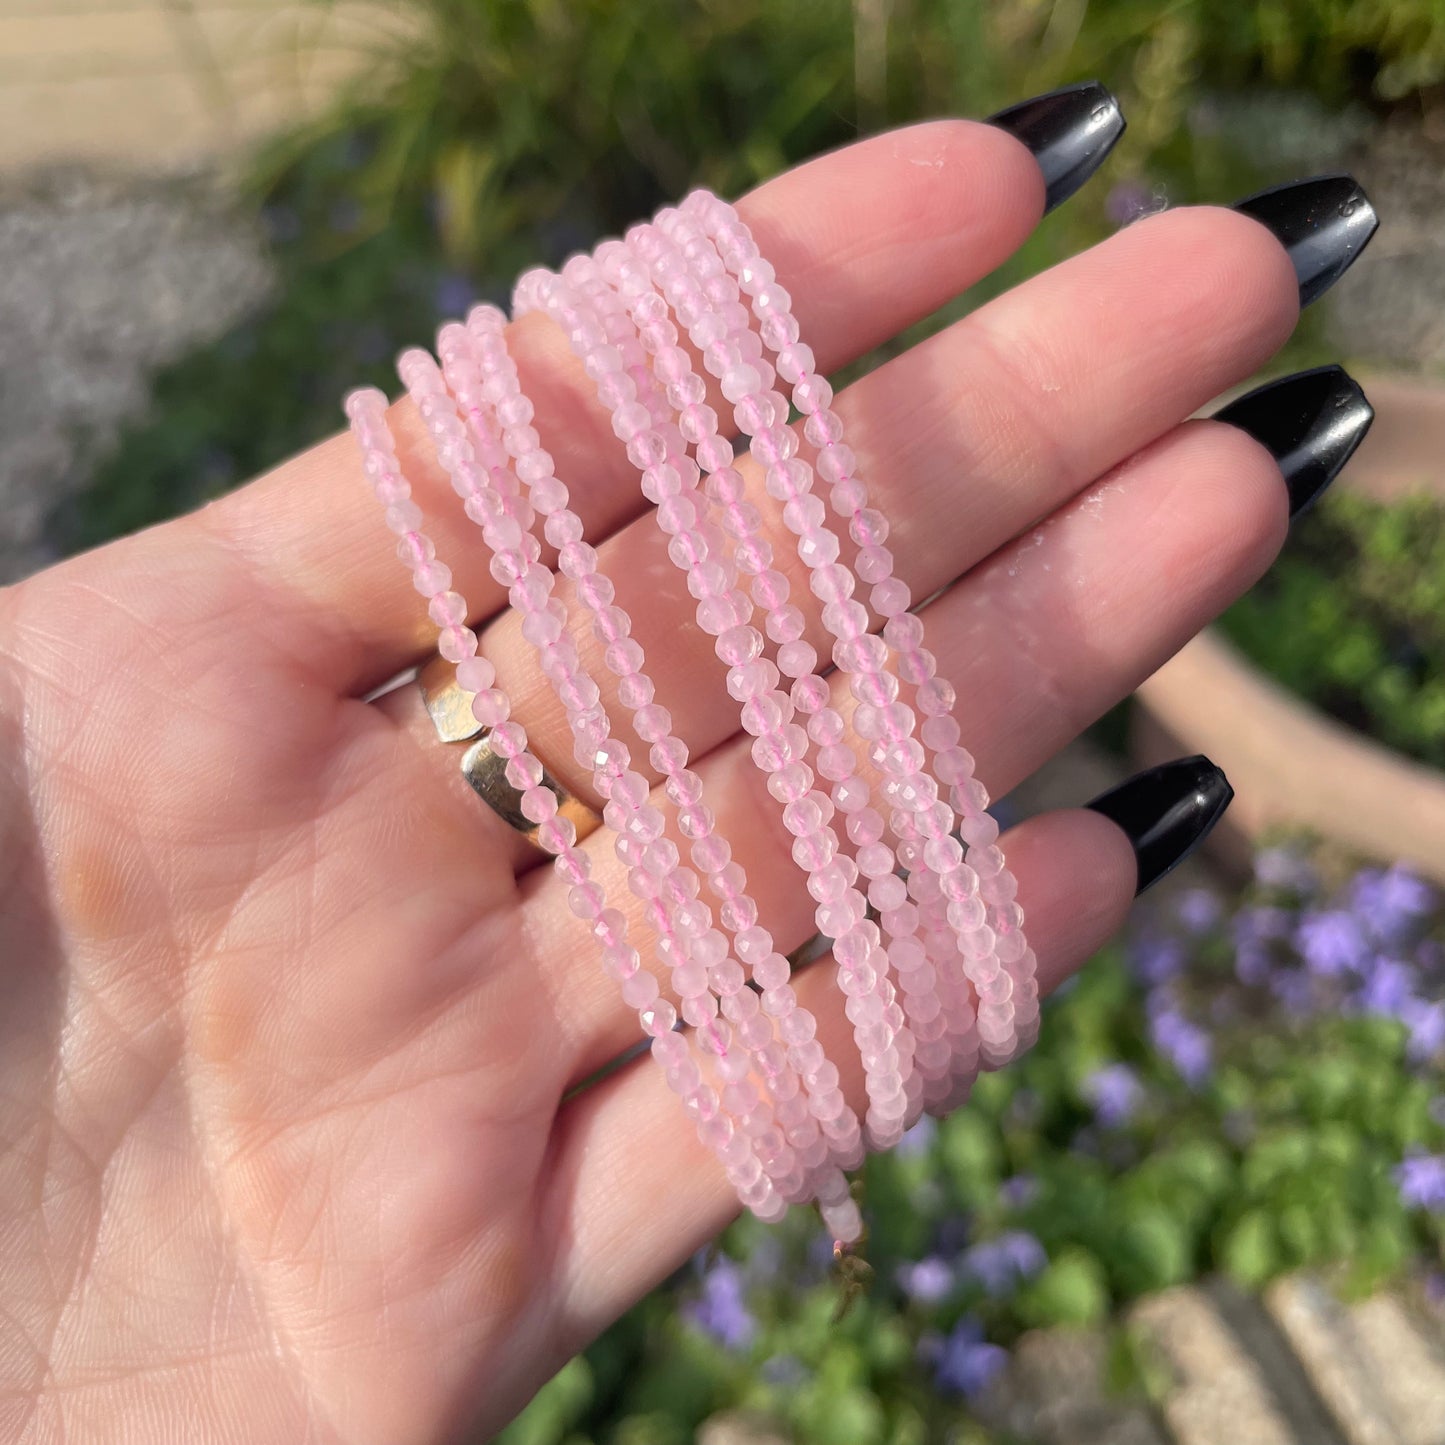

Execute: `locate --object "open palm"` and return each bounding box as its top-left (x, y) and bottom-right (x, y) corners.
top-left (0, 117), bottom-right (1305, 1443)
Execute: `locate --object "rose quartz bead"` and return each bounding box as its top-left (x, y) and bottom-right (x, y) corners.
top-left (641, 214), bottom-right (924, 1150)
top-left (567, 246), bottom-right (863, 1186)
top-left (683, 188), bottom-right (1031, 1074)
top-left (509, 271), bottom-right (836, 1205)
top-left (432, 326), bottom-right (784, 1206)
top-left (356, 189), bottom-right (1038, 1244)
top-left (660, 211), bottom-right (952, 1107)
top-left (348, 382), bottom-right (755, 1206)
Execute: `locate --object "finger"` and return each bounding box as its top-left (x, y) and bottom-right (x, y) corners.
top-left (465, 202), bottom-right (1295, 821)
top-left (521, 411), bottom-right (1284, 1077)
top-left (196, 119), bottom-right (1045, 691)
top-left (541, 806), bottom-right (1136, 1353)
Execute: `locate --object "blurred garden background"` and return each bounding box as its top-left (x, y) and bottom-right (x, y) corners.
top-left (6, 1), bottom-right (1445, 1441)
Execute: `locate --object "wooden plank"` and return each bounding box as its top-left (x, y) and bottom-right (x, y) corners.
top-left (1132, 1286), bottom-right (1299, 1445)
top-left (1267, 1276), bottom-right (1405, 1445)
top-left (1350, 1295), bottom-right (1445, 1445)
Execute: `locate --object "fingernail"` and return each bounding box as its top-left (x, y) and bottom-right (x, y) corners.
top-left (1213, 365), bottom-right (1375, 519)
top-left (1086, 755), bottom-right (1233, 895)
top-left (1232, 174), bottom-right (1378, 307)
top-left (986, 80), bottom-right (1126, 214)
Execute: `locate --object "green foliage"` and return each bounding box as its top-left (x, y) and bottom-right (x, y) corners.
top-left (499, 852), bottom-right (1445, 1440)
top-left (59, 0), bottom-right (1378, 552)
top-left (276, 0), bottom-right (1445, 273)
top-left (495, 1357), bottom-right (594, 1445)
top-left (1016, 1248), bottom-right (1111, 1326)
top-left (1221, 489), bottom-right (1445, 768)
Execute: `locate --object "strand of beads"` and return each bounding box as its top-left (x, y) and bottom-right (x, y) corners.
top-left (508, 267), bottom-right (860, 1238)
top-left (347, 182), bottom-right (1035, 1246)
top-left (678, 190), bottom-right (1037, 1071)
top-left (435, 309), bottom-right (842, 1221)
top-left (642, 205), bottom-right (980, 1124)
top-left (686, 187), bottom-right (1038, 1066)
top-left (559, 239), bottom-right (889, 1156)
top-left (546, 248), bottom-right (849, 1167)
top-left (379, 357), bottom-right (788, 1226)
top-left (584, 225), bottom-right (923, 1150)
top-left (633, 211), bottom-right (967, 1119)
top-left (660, 199), bottom-right (985, 1095)
top-left (556, 253), bottom-right (870, 1194)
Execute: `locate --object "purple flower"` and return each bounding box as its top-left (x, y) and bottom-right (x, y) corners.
top-left (1405, 1001), bottom-right (1445, 1065)
top-left (742, 1232), bottom-right (784, 1283)
top-left (1083, 1064), bottom-right (1144, 1128)
top-left (684, 1257), bottom-right (755, 1350)
top-left (1130, 934), bottom-right (1186, 985)
top-left (936, 1214), bottom-right (973, 1255)
top-left (897, 1114), bottom-right (937, 1159)
top-left (1238, 905), bottom-right (1294, 942)
top-left (1233, 905), bottom-right (1291, 985)
top-left (1296, 909), bottom-right (1371, 978)
top-left (1352, 866), bottom-right (1435, 948)
top-left (896, 1255), bottom-right (954, 1304)
top-left (961, 1231), bottom-right (1047, 1298)
top-left (805, 1230), bottom-right (839, 1280)
top-left (1396, 1154), bottom-right (1445, 1213)
top-left (924, 1317), bottom-right (1009, 1400)
top-left (1255, 846), bottom-right (1317, 893)
top-left (1150, 1007), bottom-right (1214, 1087)
top-left (1235, 939), bottom-right (1273, 986)
top-left (1176, 888), bottom-right (1223, 935)
top-left (1001, 1173), bottom-right (1039, 1209)
top-left (1353, 958), bottom-right (1418, 1020)
top-left (1269, 968), bottom-right (1318, 1018)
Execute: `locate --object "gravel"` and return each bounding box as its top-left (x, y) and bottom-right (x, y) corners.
top-left (0, 166), bottom-right (271, 584)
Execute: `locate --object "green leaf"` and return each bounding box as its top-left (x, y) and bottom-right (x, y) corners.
top-left (496, 1357), bottom-right (594, 1445)
top-left (939, 1111), bottom-right (1002, 1203)
top-left (808, 1388), bottom-right (885, 1445)
top-left (1113, 1203), bottom-right (1195, 1293)
top-left (1220, 1211), bottom-right (1278, 1288)
top-left (1018, 1248), bottom-right (1111, 1327)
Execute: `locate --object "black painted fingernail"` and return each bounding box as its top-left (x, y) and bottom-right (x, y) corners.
top-left (1232, 174), bottom-right (1378, 307)
top-left (986, 81), bottom-right (1126, 214)
top-left (1086, 755), bottom-right (1233, 895)
top-left (1213, 365), bottom-right (1375, 519)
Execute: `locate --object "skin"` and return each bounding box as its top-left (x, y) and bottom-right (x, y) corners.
top-left (0, 120), bottom-right (1299, 1443)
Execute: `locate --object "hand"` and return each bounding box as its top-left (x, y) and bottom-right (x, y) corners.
top-left (0, 114), bottom-right (1314, 1443)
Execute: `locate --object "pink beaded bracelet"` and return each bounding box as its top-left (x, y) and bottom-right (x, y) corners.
top-left (344, 187), bottom-right (1034, 1248)
top-left (512, 269), bottom-right (864, 1108)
